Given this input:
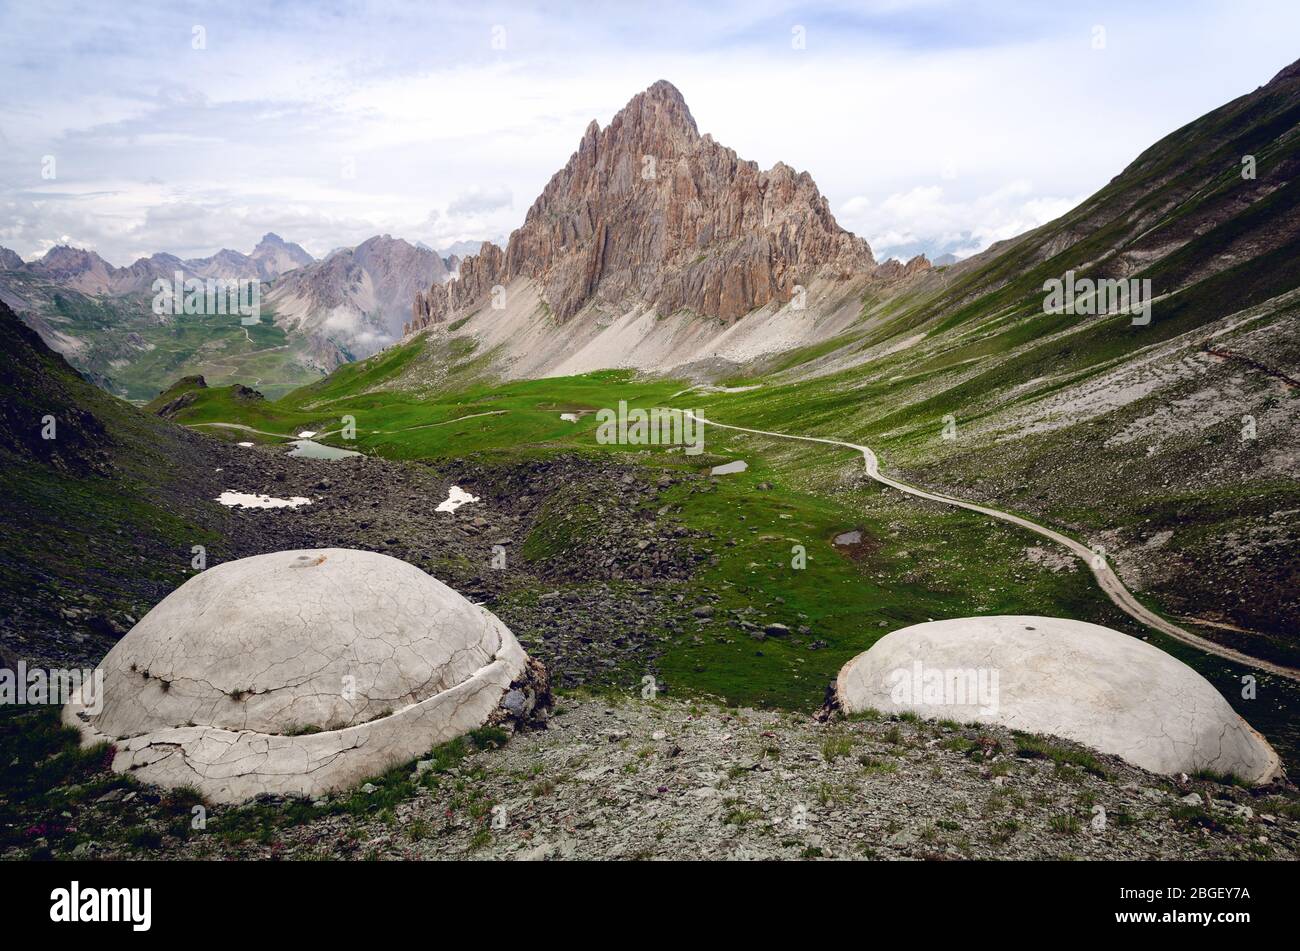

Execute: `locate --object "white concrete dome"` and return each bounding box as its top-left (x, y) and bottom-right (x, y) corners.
top-left (64, 549), bottom-right (533, 803)
top-left (834, 616), bottom-right (1280, 784)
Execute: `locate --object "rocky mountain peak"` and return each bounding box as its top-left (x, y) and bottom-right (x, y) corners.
top-left (254, 232), bottom-right (303, 253)
top-left (26, 245), bottom-right (117, 294)
top-left (250, 233), bottom-right (313, 277)
top-left (410, 80), bottom-right (894, 334)
top-left (604, 78), bottom-right (700, 150)
top-left (38, 245), bottom-right (106, 269)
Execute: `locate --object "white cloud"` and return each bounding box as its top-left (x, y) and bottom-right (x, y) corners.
top-left (1, 1), bottom-right (1297, 266)
top-left (840, 182), bottom-right (1084, 261)
top-left (446, 185), bottom-right (514, 216)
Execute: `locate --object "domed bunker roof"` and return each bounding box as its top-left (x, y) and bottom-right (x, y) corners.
top-left (832, 616), bottom-right (1280, 785)
top-left (63, 549), bottom-right (540, 803)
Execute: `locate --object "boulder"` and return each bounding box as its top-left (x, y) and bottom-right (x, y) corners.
top-left (830, 616), bottom-right (1280, 784)
top-left (63, 548), bottom-right (543, 803)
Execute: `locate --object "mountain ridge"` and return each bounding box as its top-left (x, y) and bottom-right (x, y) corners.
top-left (0, 232), bottom-right (316, 295)
top-left (0, 232), bottom-right (470, 396)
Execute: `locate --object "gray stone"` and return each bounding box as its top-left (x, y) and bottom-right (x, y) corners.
top-left (832, 616), bottom-right (1280, 784)
top-left (501, 689), bottom-right (528, 717)
top-left (63, 548), bottom-right (535, 804)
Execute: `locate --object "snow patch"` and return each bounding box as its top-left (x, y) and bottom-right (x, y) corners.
top-left (436, 485), bottom-right (480, 513)
top-left (710, 460), bottom-right (748, 476)
top-left (217, 491), bottom-right (312, 509)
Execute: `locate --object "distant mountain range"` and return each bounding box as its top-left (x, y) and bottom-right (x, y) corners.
top-left (0, 232), bottom-right (469, 398)
top-left (2, 233), bottom-right (313, 296)
top-left (431, 238), bottom-right (506, 261)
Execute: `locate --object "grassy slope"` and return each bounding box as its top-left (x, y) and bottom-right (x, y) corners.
top-left (167, 352), bottom-right (684, 459)
top-left (4, 276), bottom-right (324, 401)
top-left (159, 332), bottom-right (1143, 716)
top-left (683, 62), bottom-right (1300, 648)
top-left (0, 304), bottom-right (225, 665)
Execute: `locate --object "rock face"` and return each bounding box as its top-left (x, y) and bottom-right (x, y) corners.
top-left (268, 234), bottom-right (451, 360)
top-left (63, 548), bottom-right (543, 803)
top-left (414, 241), bottom-right (505, 333)
top-left (830, 616), bottom-right (1281, 784)
top-left (409, 80), bottom-right (906, 334)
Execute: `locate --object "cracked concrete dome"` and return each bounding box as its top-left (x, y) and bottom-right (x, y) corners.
top-left (64, 549), bottom-right (534, 803)
top-left (834, 616), bottom-right (1280, 784)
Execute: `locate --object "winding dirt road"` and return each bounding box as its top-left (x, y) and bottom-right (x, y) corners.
top-left (687, 411), bottom-right (1300, 682)
top-left (188, 422), bottom-right (301, 439)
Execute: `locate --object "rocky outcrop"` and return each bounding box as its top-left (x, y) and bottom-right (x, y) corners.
top-left (230, 383), bottom-right (264, 402)
top-left (413, 242), bottom-right (503, 331)
top-left (148, 375), bottom-right (207, 419)
top-left (409, 81), bottom-right (910, 334)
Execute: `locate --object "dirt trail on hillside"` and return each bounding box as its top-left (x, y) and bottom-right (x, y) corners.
top-left (187, 410), bottom-right (509, 441)
top-left (687, 412), bottom-right (1300, 683)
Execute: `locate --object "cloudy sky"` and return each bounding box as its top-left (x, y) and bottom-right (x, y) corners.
top-left (1, 0), bottom-right (1297, 266)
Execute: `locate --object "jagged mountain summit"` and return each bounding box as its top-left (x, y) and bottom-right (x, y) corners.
top-left (410, 81), bottom-right (923, 340)
top-left (243, 232), bottom-right (315, 281)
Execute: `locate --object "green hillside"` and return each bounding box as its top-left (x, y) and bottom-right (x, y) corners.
top-left (3, 275), bottom-right (324, 401)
